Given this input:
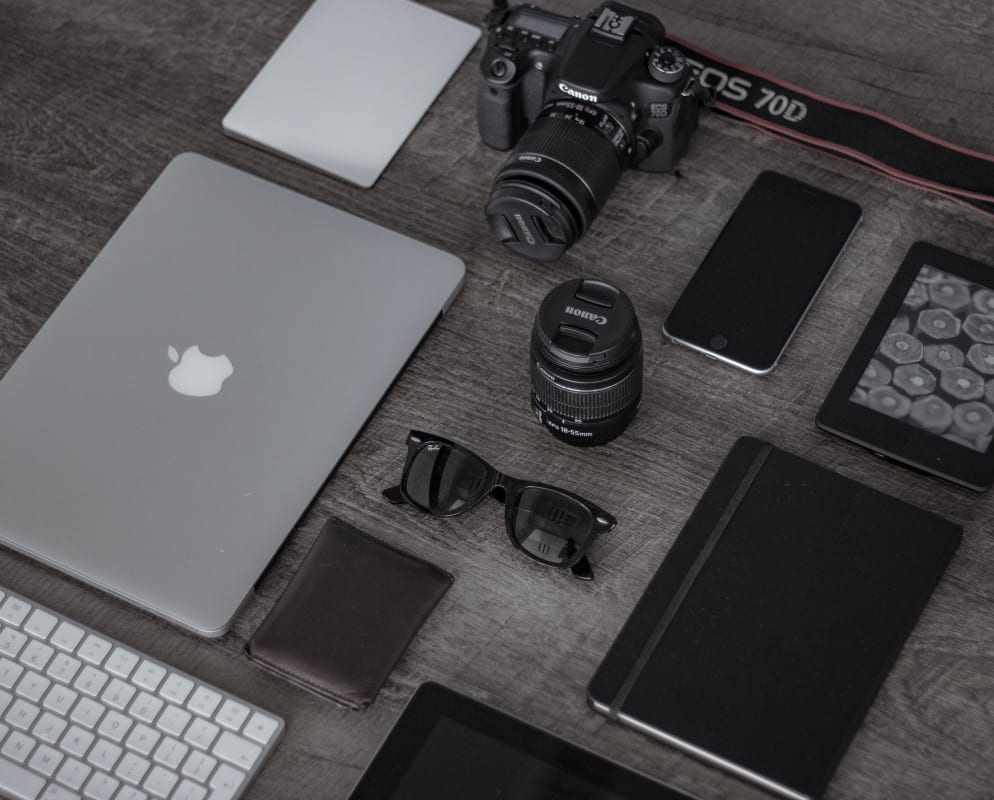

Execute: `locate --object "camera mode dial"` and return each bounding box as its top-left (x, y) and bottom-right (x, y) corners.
top-left (648, 46), bottom-right (687, 83)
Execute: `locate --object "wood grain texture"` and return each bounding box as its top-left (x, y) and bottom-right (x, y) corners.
top-left (1, 0), bottom-right (993, 798)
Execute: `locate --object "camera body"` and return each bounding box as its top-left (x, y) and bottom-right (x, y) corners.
top-left (477, 3), bottom-right (709, 260)
top-left (479, 3), bottom-right (699, 171)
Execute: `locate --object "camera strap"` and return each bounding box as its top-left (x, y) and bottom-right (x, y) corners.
top-left (671, 36), bottom-right (994, 220)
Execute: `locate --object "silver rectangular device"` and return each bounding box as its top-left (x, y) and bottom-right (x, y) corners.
top-left (0, 153), bottom-right (465, 637)
top-left (222, 0), bottom-right (480, 188)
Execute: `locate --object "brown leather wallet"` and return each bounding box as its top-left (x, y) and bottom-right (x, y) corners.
top-left (246, 517), bottom-right (452, 710)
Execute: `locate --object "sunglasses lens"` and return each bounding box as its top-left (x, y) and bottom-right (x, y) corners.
top-left (510, 487), bottom-right (594, 566)
top-left (404, 442), bottom-right (489, 514)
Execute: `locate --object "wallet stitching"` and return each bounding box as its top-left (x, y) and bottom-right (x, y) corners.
top-left (247, 649), bottom-right (369, 708)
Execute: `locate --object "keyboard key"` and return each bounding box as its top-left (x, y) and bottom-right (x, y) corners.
top-left (46, 653), bottom-right (82, 685)
top-left (172, 779), bottom-right (207, 800)
top-left (32, 711), bottom-right (68, 744)
top-left (77, 666), bottom-right (109, 697)
top-left (77, 636), bottom-right (111, 666)
top-left (152, 736), bottom-right (188, 769)
top-left (87, 739), bottom-right (123, 772)
top-left (0, 657), bottom-right (24, 688)
top-left (97, 710), bottom-right (132, 743)
top-left (186, 687), bottom-right (221, 719)
top-left (16, 670), bottom-right (51, 703)
top-left (181, 750), bottom-right (216, 783)
top-left (74, 666), bottom-right (108, 698)
top-left (158, 674), bottom-right (194, 706)
top-left (208, 763), bottom-right (245, 799)
top-left (55, 756), bottom-right (91, 790)
top-left (214, 700), bottom-right (249, 732)
top-left (43, 685), bottom-right (79, 716)
top-left (23, 609), bottom-right (58, 640)
top-left (115, 752), bottom-right (151, 785)
top-left (0, 627), bottom-right (28, 658)
top-left (243, 712), bottom-right (279, 746)
top-left (28, 742), bottom-right (64, 776)
top-left (50, 623), bottom-right (85, 653)
top-left (2, 730), bottom-right (36, 762)
top-left (124, 723), bottom-right (160, 757)
top-left (156, 705), bottom-right (191, 737)
top-left (82, 770), bottom-right (119, 800)
top-left (41, 786), bottom-right (81, 800)
top-left (60, 726), bottom-right (95, 758)
top-left (211, 731), bottom-right (261, 771)
top-left (128, 692), bottom-right (163, 725)
top-left (115, 788), bottom-right (148, 800)
top-left (104, 648), bottom-right (139, 680)
top-left (131, 663), bottom-right (165, 693)
top-left (0, 754), bottom-right (46, 800)
top-left (7, 697), bottom-right (40, 730)
top-left (19, 641), bottom-right (54, 672)
top-left (183, 717), bottom-right (219, 750)
top-left (0, 596), bottom-right (31, 627)
top-left (70, 697), bottom-right (105, 729)
top-left (0, 687), bottom-right (13, 714)
top-left (142, 765), bottom-right (178, 799)
top-left (100, 678), bottom-right (135, 711)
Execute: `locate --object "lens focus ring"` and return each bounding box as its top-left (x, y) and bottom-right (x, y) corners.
top-left (531, 354), bottom-right (643, 421)
top-left (509, 114), bottom-right (623, 225)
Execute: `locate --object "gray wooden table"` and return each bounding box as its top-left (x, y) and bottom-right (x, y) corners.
top-left (2, 1), bottom-right (993, 798)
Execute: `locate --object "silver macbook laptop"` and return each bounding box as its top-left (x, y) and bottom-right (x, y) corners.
top-left (0, 153), bottom-right (464, 636)
top-left (222, 0), bottom-right (480, 188)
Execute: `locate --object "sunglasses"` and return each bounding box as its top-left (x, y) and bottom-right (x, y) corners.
top-left (382, 431), bottom-right (617, 580)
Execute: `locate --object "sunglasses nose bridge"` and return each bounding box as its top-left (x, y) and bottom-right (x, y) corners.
top-left (488, 471), bottom-right (508, 504)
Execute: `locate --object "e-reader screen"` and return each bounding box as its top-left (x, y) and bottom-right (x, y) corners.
top-left (850, 264), bottom-right (994, 453)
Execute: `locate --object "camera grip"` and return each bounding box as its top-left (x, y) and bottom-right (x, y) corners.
top-left (478, 80), bottom-right (524, 151)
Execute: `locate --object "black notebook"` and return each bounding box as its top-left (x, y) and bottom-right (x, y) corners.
top-left (588, 437), bottom-right (961, 800)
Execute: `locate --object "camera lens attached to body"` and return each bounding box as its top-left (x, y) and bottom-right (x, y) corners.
top-left (478, 2), bottom-right (708, 261)
top-left (486, 103), bottom-right (628, 262)
top-left (530, 278), bottom-right (643, 446)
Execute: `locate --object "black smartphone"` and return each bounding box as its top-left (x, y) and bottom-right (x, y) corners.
top-left (663, 171), bottom-right (862, 374)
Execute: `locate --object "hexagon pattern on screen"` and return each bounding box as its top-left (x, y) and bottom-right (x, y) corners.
top-left (851, 265), bottom-right (994, 453)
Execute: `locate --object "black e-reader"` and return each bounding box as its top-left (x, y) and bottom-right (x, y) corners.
top-left (348, 682), bottom-right (698, 800)
top-left (588, 437), bottom-right (961, 800)
top-left (818, 241), bottom-right (994, 490)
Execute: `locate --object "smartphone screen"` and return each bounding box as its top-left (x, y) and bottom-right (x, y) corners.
top-left (663, 171), bottom-right (862, 374)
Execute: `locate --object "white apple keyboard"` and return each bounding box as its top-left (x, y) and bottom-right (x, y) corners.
top-left (0, 585), bottom-right (283, 800)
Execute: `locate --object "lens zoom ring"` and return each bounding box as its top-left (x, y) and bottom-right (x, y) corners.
top-left (514, 115), bottom-right (623, 215)
top-left (531, 359), bottom-right (642, 421)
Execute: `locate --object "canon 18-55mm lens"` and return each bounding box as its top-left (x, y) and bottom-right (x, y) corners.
top-left (530, 278), bottom-right (643, 446)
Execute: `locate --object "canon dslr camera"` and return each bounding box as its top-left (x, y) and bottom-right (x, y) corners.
top-left (479, 2), bottom-right (710, 261)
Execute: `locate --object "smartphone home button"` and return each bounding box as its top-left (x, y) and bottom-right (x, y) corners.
top-left (710, 333), bottom-right (728, 351)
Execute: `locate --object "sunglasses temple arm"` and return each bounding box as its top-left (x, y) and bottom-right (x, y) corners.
top-left (570, 555), bottom-right (594, 581)
top-left (382, 486), bottom-right (408, 505)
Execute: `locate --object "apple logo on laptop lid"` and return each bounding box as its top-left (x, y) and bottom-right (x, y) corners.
top-left (167, 345), bottom-right (233, 397)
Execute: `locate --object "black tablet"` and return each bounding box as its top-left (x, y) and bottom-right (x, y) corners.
top-left (348, 682), bottom-right (697, 800)
top-left (818, 241), bottom-right (994, 491)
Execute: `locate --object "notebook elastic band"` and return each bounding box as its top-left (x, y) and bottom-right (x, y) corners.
top-left (608, 442), bottom-right (773, 718)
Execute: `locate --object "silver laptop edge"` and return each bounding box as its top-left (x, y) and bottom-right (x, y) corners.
top-left (0, 153), bottom-right (465, 636)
